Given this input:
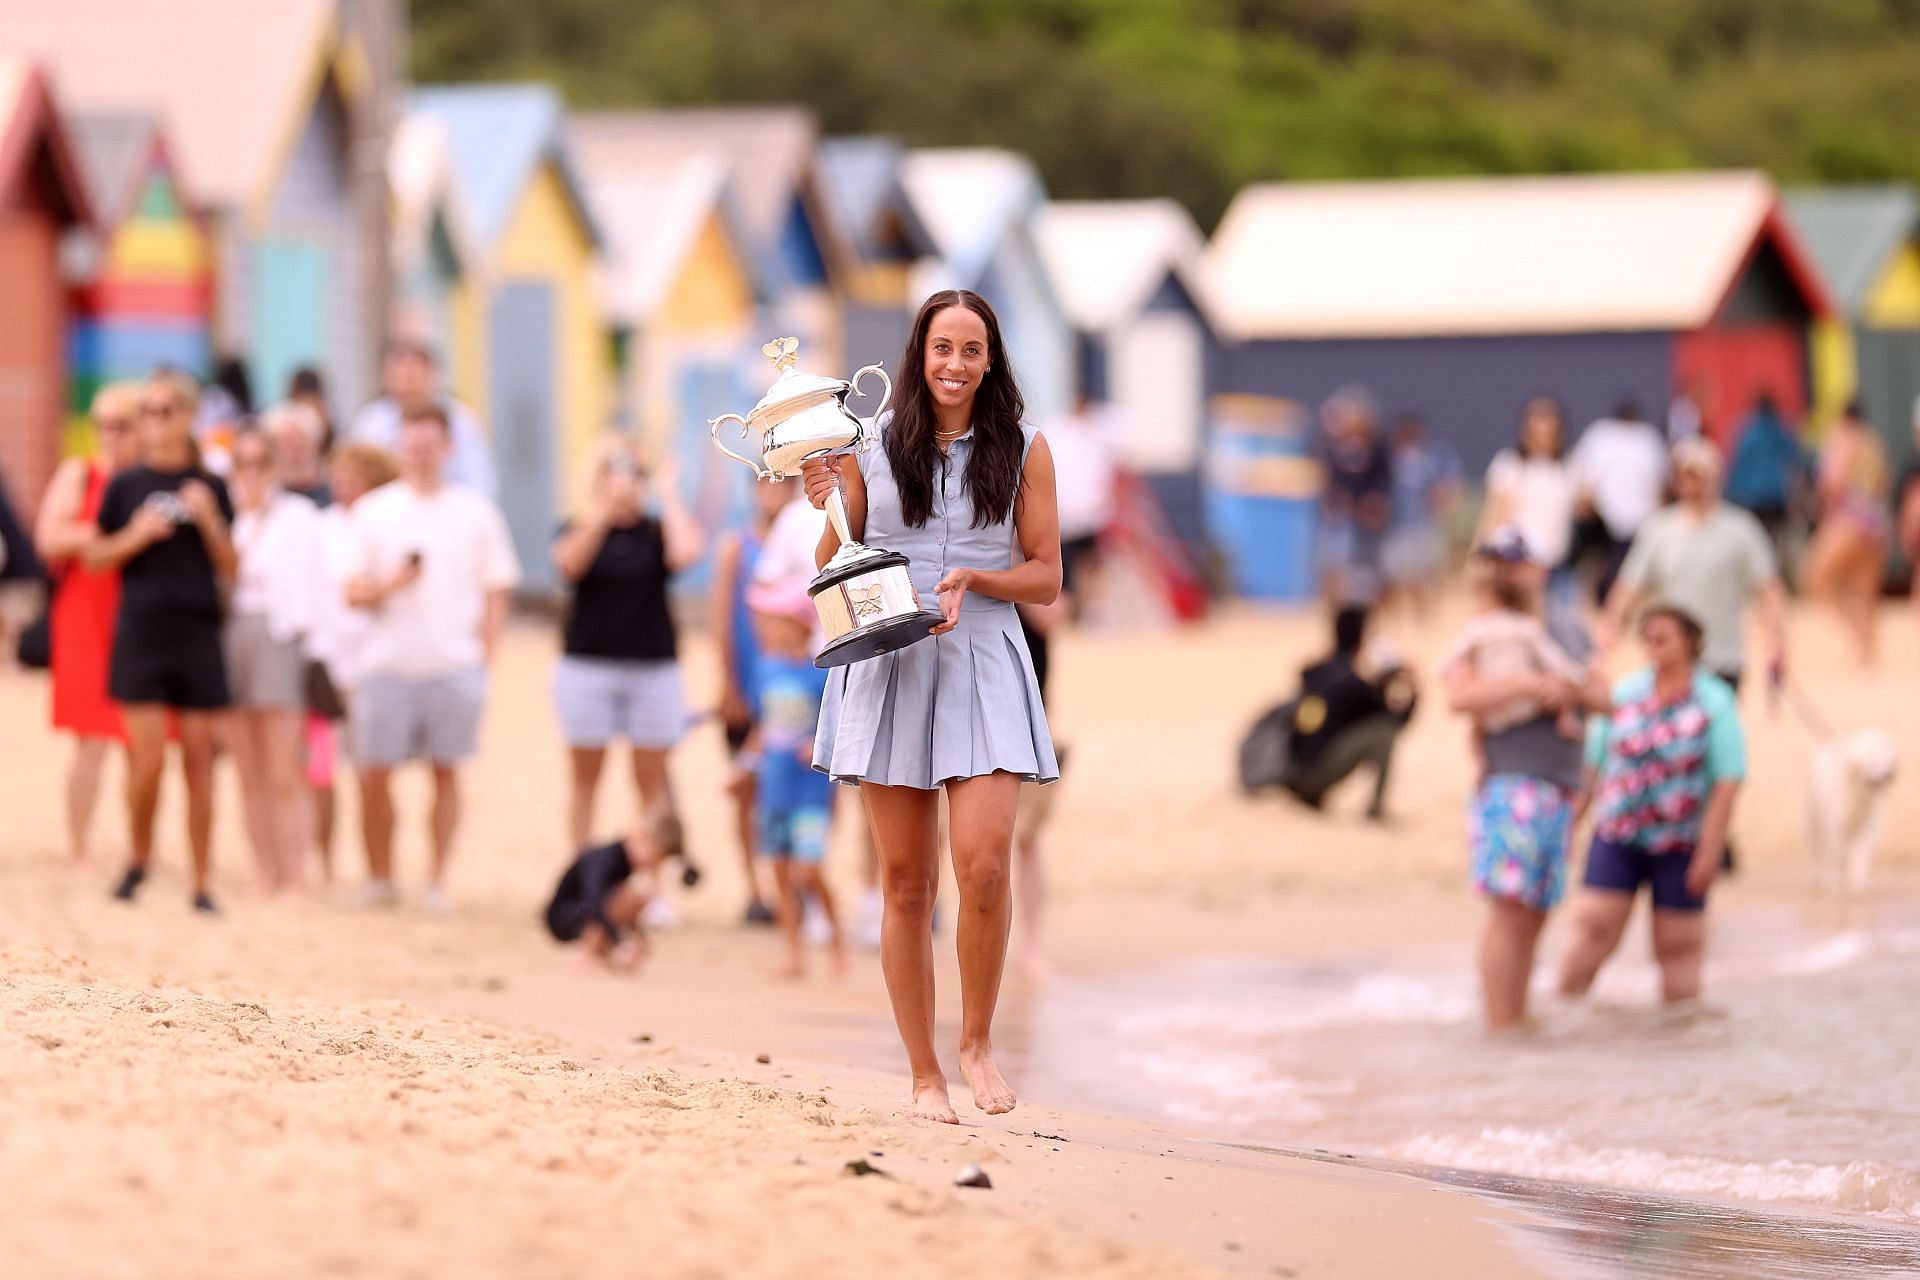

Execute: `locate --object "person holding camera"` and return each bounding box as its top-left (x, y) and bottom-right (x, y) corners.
top-left (86, 371), bottom-right (236, 913)
top-left (345, 403), bottom-right (519, 911)
top-left (550, 439), bottom-right (703, 852)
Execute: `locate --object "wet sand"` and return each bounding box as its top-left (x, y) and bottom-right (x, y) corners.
top-left (2, 598), bottom-right (1916, 1277)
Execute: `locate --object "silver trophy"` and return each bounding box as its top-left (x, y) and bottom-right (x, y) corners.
top-left (711, 337), bottom-right (944, 669)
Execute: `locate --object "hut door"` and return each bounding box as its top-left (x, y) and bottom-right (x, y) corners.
top-left (251, 237), bottom-right (329, 406)
top-left (489, 282), bottom-right (558, 594)
top-left (1111, 311), bottom-right (1204, 473)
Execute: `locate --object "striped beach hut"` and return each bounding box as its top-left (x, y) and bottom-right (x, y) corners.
top-left (901, 148), bottom-right (1074, 424)
top-left (568, 125), bottom-right (767, 576)
top-left (816, 136), bottom-right (939, 372)
top-left (63, 112), bottom-right (213, 455)
top-left (385, 113), bottom-right (473, 369)
top-left (1207, 173), bottom-right (1833, 471)
top-left (0, 59), bottom-right (91, 527)
top-left (0, 0), bottom-right (386, 412)
top-left (1783, 186), bottom-right (1920, 453)
top-left (1034, 198), bottom-right (1218, 551)
top-left (411, 84), bottom-right (606, 593)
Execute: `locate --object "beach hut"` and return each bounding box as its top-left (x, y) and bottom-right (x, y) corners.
top-left (385, 114), bottom-right (473, 368)
top-left (901, 148), bottom-right (1074, 425)
top-left (1033, 198), bottom-right (1218, 550)
top-left (0, 59), bottom-right (92, 528)
top-left (569, 108), bottom-right (844, 372)
top-left (1207, 172), bottom-right (1833, 471)
top-left (0, 0), bottom-right (387, 413)
top-left (410, 84), bottom-right (606, 594)
top-left (567, 124), bottom-right (766, 577)
top-left (815, 136), bottom-right (939, 372)
top-left (1783, 186), bottom-right (1920, 453)
top-left (63, 112), bottom-right (214, 455)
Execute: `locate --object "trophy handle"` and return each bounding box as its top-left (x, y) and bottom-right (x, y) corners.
top-left (708, 413), bottom-right (766, 478)
top-left (848, 363), bottom-right (892, 451)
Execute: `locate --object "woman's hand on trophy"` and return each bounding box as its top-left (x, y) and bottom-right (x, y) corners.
top-left (932, 569), bottom-right (972, 635)
top-left (800, 455), bottom-right (843, 510)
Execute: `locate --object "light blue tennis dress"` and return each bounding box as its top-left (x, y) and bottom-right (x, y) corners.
top-left (813, 418), bottom-right (1059, 789)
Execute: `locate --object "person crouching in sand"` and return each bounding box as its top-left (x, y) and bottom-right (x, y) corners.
top-left (544, 809), bottom-right (685, 972)
top-left (1439, 527), bottom-right (1608, 1030)
top-left (745, 566), bottom-right (846, 980)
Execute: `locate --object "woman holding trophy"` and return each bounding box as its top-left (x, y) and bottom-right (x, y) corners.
top-left (801, 290), bottom-right (1060, 1123)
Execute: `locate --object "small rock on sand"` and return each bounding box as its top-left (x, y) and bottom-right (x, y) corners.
top-left (954, 1164), bottom-right (992, 1189)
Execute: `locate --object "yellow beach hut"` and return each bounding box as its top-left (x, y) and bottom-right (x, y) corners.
top-left (568, 122), bottom-right (767, 565)
top-left (411, 84), bottom-right (606, 593)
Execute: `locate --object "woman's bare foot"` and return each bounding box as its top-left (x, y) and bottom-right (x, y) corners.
top-left (908, 1077), bottom-right (958, 1124)
top-left (959, 1044), bottom-right (1017, 1115)
top-left (772, 958), bottom-right (806, 981)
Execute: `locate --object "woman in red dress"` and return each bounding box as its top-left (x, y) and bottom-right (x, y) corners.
top-left (33, 383), bottom-right (143, 865)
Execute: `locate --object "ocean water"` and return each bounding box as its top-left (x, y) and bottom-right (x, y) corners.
top-left (1011, 903), bottom-right (1920, 1238)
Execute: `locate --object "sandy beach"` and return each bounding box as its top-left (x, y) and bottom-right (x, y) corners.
top-left (4, 599), bottom-right (1918, 1278)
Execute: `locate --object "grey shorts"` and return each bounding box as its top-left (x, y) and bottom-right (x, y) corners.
top-left (223, 611), bottom-right (305, 710)
top-left (552, 655), bottom-right (685, 750)
top-left (352, 667), bottom-right (487, 767)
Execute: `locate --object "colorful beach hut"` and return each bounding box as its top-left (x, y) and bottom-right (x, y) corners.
top-left (568, 123), bottom-right (766, 579)
top-left (1783, 186), bottom-right (1920, 453)
top-left (0, 59), bottom-right (92, 528)
top-left (816, 136), bottom-right (939, 372)
top-left (385, 113), bottom-right (473, 369)
top-left (1033, 198), bottom-right (1218, 551)
top-left (63, 112), bottom-right (213, 456)
top-left (0, 0), bottom-right (386, 412)
top-left (901, 148), bottom-right (1074, 424)
top-left (411, 84), bottom-right (606, 594)
top-left (1207, 172), bottom-right (1833, 471)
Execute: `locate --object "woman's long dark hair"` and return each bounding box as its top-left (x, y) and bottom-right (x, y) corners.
top-left (884, 290), bottom-right (1026, 529)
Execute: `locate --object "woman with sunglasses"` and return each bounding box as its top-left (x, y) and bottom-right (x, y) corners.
top-left (551, 439), bottom-right (704, 852)
top-left (32, 382), bottom-right (146, 866)
top-left (86, 371), bottom-right (237, 913)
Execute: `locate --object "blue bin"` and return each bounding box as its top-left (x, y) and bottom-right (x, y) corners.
top-left (1204, 398), bottom-right (1321, 602)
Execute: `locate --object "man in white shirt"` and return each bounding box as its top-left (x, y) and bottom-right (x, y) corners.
top-left (348, 338), bottom-right (498, 497)
top-left (346, 403), bottom-right (521, 909)
top-left (1568, 400), bottom-right (1668, 602)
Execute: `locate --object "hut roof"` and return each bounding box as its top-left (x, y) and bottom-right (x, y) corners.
top-left (385, 113), bottom-right (475, 280)
top-left (1033, 198), bottom-right (1211, 332)
top-left (410, 83), bottom-right (601, 252)
top-left (0, 0), bottom-right (340, 214)
top-left (899, 147), bottom-right (1047, 288)
top-left (816, 136), bottom-right (936, 263)
top-left (1782, 186), bottom-right (1920, 315)
top-left (66, 112), bottom-right (183, 231)
top-left (1207, 172), bottom-right (1829, 341)
top-left (567, 131), bottom-right (762, 326)
top-left (0, 57), bottom-right (92, 226)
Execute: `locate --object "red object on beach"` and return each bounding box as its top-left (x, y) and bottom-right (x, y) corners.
top-left (1106, 472), bottom-right (1209, 622)
top-left (49, 460), bottom-right (124, 741)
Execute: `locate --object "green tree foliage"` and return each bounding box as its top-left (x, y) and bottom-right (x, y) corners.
top-left (411, 0), bottom-right (1920, 227)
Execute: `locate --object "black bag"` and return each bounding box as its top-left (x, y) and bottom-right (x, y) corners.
top-left (16, 595), bottom-right (50, 669)
top-left (302, 659), bottom-right (347, 721)
top-left (1237, 699), bottom-right (1298, 794)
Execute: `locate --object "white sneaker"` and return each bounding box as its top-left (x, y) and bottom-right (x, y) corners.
top-left (355, 879), bottom-right (400, 910)
top-left (419, 884), bottom-right (452, 916)
top-left (803, 897), bottom-right (832, 946)
top-left (854, 887), bottom-right (883, 950)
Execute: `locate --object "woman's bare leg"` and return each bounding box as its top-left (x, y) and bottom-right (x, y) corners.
top-left (799, 863), bottom-right (846, 976)
top-left (946, 770), bottom-right (1022, 1115)
top-left (1014, 798), bottom-right (1048, 981)
top-left (629, 746), bottom-right (674, 817)
top-left (1557, 889), bottom-right (1635, 996)
top-left (177, 712), bottom-right (220, 899)
top-left (770, 857), bottom-right (803, 978)
top-left (261, 708), bottom-right (308, 891)
top-left (121, 706), bottom-right (168, 874)
top-left (1480, 898), bottom-right (1546, 1030)
top-left (66, 736), bottom-right (112, 866)
top-left (862, 781), bottom-right (952, 1122)
top-left (567, 747), bottom-right (606, 850)
top-left (226, 712), bottom-right (276, 889)
top-left (1651, 909), bottom-right (1708, 1003)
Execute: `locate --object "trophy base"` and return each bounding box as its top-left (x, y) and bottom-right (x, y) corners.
top-left (813, 610), bottom-right (945, 669)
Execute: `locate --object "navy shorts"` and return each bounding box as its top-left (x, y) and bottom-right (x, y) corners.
top-left (1582, 836), bottom-right (1707, 913)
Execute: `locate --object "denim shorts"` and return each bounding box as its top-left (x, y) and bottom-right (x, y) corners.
top-left (552, 656), bottom-right (686, 750)
top-left (1582, 836), bottom-right (1708, 913)
top-left (352, 668), bottom-right (486, 767)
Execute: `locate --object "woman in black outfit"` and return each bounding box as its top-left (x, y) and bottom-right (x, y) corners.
top-left (87, 371), bottom-right (236, 913)
top-left (550, 440), bottom-right (704, 849)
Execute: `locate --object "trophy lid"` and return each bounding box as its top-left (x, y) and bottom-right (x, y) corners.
top-left (746, 337), bottom-right (849, 426)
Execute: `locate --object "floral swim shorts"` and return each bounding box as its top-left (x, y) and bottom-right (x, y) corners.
top-left (1470, 774), bottom-right (1575, 912)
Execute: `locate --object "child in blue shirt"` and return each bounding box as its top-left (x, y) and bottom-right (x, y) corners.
top-left (747, 574), bottom-right (846, 978)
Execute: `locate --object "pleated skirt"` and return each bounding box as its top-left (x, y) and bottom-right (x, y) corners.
top-left (813, 602), bottom-right (1058, 789)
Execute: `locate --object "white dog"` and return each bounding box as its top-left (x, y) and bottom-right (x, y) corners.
top-left (1807, 728), bottom-right (1898, 894)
